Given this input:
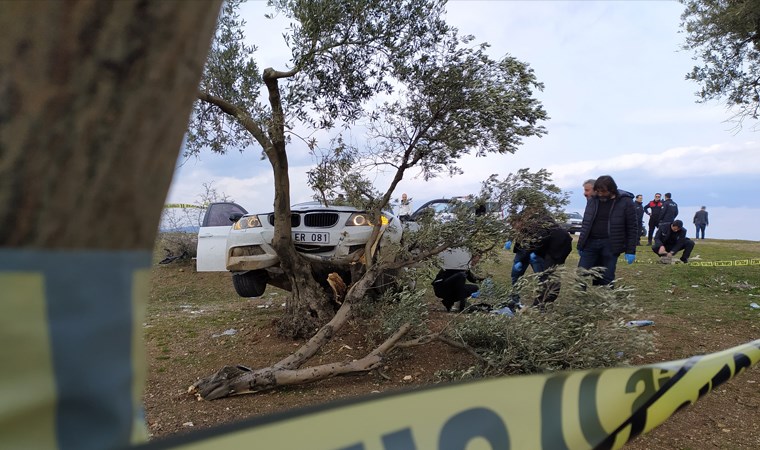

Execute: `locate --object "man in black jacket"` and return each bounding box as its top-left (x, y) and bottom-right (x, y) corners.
top-left (643, 193), bottom-right (663, 246)
top-left (532, 224), bottom-right (572, 305)
top-left (652, 219), bottom-right (694, 263)
top-left (634, 194), bottom-right (645, 245)
top-left (659, 192), bottom-right (679, 227)
top-left (577, 175), bottom-right (638, 286)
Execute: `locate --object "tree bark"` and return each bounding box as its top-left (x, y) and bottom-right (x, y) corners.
top-left (0, 1), bottom-right (221, 447)
top-left (0, 0), bottom-right (221, 249)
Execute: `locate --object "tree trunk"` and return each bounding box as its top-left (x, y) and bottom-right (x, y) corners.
top-left (261, 69), bottom-right (334, 331)
top-left (0, 1), bottom-right (221, 448)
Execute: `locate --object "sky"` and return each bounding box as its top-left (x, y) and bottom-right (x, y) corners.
top-left (167, 0), bottom-right (760, 241)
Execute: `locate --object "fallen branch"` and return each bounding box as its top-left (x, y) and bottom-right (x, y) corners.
top-left (190, 323), bottom-right (412, 400)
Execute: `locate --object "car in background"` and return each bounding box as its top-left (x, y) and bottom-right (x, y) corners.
top-left (562, 211), bottom-right (583, 234)
top-left (196, 202), bottom-right (402, 298)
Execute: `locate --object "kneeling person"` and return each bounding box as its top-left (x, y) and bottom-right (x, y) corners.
top-left (652, 219), bottom-right (694, 263)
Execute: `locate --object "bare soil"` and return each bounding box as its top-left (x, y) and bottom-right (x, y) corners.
top-left (144, 259), bottom-right (760, 449)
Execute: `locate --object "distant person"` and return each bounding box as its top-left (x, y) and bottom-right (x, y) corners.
top-left (397, 193), bottom-right (412, 219)
top-left (693, 206), bottom-right (709, 239)
top-left (643, 192), bottom-right (663, 246)
top-left (577, 175), bottom-right (637, 286)
top-left (652, 219), bottom-right (695, 264)
top-left (583, 179), bottom-right (595, 200)
top-left (659, 192), bottom-right (679, 227)
top-left (634, 194), bottom-right (645, 246)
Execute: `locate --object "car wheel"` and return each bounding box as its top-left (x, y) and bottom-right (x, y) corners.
top-left (232, 270), bottom-right (268, 298)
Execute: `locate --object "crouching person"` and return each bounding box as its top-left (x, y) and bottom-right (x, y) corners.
top-left (652, 219), bottom-right (694, 263)
top-left (432, 269), bottom-right (480, 312)
top-left (532, 223), bottom-right (573, 307)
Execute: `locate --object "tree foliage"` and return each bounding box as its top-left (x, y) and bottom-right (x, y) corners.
top-left (680, 0), bottom-right (760, 124)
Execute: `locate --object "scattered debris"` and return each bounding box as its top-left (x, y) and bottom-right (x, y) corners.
top-left (182, 422), bottom-right (194, 427)
top-left (212, 329), bottom-right (237, 338)
top-left (750, 302), bottom-right (760, 310)
top-left (626, 320), bottom-right (655, 327)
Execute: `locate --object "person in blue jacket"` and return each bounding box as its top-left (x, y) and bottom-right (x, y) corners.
top-left (577, 175), bottom-right (638, 286)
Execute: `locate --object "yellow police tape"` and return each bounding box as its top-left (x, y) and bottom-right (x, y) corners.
top-left (634, 258), bottom-right (760, 266)
top-left (164, 203), bottom-right (204, 209)
top-left (146, 339), bottom-right (760, 450)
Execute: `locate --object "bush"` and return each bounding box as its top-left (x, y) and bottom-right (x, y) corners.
top-left (438, 268), bottom-right (653, 380)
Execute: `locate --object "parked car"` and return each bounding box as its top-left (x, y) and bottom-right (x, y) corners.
top-left (405, 197), bottom-right (499, 270)
top-left (196, 202), bottom-right (403, 297)
top-left (562, 211), bottom-right (583, 234)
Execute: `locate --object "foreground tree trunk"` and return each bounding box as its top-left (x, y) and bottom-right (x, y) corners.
top-left (0, 1), bottom-right (221, 447)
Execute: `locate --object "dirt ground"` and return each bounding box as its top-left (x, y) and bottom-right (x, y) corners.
top-left (144, 264), bottom-right (759, 449)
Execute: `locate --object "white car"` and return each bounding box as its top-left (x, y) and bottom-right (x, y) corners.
top-left (196, 201), bottom-right (403, 297)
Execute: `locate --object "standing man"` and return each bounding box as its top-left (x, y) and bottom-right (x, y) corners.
top-left (583, 179), bottom-right (595, 200)
top-left (397, 193), bottom-right (412, 220)
top-left (577, 175), bottom-right (638, 286)
top-left (643, 193), bottom-right (663, 246)
top-left (634, 194), bottom-right (645, 246)
top-left (693, 206), bottom-right (709, 239)
top-left (652, 219), bottom-right (695, 264)
top-left (659, 192), bottom-right (679, 227)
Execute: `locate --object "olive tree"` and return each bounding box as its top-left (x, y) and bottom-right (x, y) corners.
top-left (188, 0), bottom-right (556, 399)
top-left (680, 0), bottom-right (760, 125)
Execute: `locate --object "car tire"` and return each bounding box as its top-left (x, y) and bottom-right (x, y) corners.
top-left (232, 270), bottom-right (268, 298)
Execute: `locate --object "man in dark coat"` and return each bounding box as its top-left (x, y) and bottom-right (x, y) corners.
top-left (577, 175), bottom-right (637, 286)
top-left (432, 268), bottom-right (480, 312)
top-left (659, 192), bottom-right (679, 227)
top-left (531, 225), bottom-right (572, 305)
top-left (643, 193), bottom-right (663, 246)
top-left (652, 219), bottom-right (694, 263)
top-left (634, 194), bottom-right (645, 246)
top-left (693, 206), bottom-right (709, 239)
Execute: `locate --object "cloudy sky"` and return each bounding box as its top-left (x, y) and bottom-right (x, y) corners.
top-left (167, 0), bottom-right (760, 241)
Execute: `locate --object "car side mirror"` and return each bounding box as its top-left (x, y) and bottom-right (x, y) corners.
top-left (229, 213), bottom-right (244, 223)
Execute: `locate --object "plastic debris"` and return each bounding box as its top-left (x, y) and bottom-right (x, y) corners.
top-left (212, 328), bottom-right (237, 338)
top-left (750, 302), bottom-right (760, 309)
top-left (625, 320), bottom-right (654, 327)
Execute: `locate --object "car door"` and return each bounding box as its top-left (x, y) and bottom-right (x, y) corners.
top-left (196, 202), bottom-right (248, 272)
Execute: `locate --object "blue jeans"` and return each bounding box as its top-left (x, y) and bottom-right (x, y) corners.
top-left (578, 238), bottom-right (619, 286)
top-left (695, 224), bottom-right (706, 239)
top-left (511, 248), bottom-right (545, 284)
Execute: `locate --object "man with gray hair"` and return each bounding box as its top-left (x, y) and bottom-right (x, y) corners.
top-left (583, 179), bottom-right (595, 199)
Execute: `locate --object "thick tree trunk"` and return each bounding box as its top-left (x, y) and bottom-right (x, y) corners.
top-left (0, 0), bottom-right (221, 249)
top-left (0, 1), bottom-right (221, 448)
top-left (261, 68), bottom-right (334, 328)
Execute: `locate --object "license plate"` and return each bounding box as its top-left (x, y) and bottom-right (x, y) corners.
top-left (293, 232), bottom-right (330, 244)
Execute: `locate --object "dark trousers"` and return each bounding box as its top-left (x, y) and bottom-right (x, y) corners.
top-left (695, 224), bottom-right (706, 239)
top-left (510, 249), bottom-right (544, 303)
top-left (432, 270), bottom-right (479, 311)
top-left (651, 239), bottom-right (695, 262)
top-left (578, 238), bottom-right (619, 286)
top-left (647, 218), bottom-right (659, 243)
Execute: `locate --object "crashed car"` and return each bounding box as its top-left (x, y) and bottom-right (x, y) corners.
top-left (196, 201), bottom-right (402, 297)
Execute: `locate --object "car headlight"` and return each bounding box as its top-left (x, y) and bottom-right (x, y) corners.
top-left (346, 213), bottom-right (389, 226)
top-left (233, 216), bottom-right (262, 230)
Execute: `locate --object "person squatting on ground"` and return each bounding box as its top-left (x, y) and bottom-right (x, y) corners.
top-left (693, 206), bottom-right (708, 239)
top-left (652, 219), bottom-right (695, 264)
top-left (634, 194), bottom-right (645, 246)
top-left (431, 268), bottom-right (480, 312)
top-left (577, 175), bottom-right (638, 286)
top-left (659, 192), bottom-right (679, 227)
top-left (644, 192), bottom-right (663, 245)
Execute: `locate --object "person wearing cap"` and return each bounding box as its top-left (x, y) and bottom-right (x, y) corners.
top-left (693, 206), bottom-right (709, 239)
top-left (652, 219), bottom-right (695, 264)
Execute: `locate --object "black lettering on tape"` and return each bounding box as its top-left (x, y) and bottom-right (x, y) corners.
top-left (382, 428), bottom-right (416, 450)
top-left (579, 372), bottom-right (606, 446)
top-left (541, 375), bottom-right (569, 450)
top-left (439, 407), bottom-right (509, 450)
